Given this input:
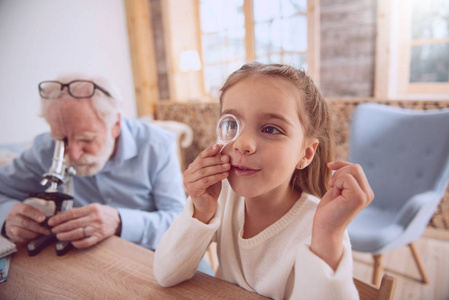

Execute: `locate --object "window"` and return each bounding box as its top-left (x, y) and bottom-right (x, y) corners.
top-left (199, 0), bottom-right (246, 97)
top-left (376, 0), bottom-right (449, 98)
top-left (408, 0), bottom-right (449, 89)
top-left (199, 0), bottom-right (317, 97)
top-left (253, 0), bottom-right (308, 66)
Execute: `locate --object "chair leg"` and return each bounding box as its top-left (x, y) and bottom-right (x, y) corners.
top-left (372, 254), bottom-right (383, 286)
top-left (408, 243), bottom-right (429, 284)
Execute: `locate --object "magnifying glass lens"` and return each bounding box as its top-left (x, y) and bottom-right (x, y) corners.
top-left (216, 114), bottom-right (241, 144)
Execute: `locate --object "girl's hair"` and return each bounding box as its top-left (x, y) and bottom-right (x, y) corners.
top-left (40, 74), bottom-right (122, 129)
top-left (219, 62), bottom-right (334, 198)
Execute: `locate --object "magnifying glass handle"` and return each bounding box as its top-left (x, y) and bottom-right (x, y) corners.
top-left (219, 144), bottom-right (226, 154)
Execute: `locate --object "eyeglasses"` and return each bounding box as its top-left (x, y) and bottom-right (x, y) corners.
top-left (38, 80), bottom-right (113, 99)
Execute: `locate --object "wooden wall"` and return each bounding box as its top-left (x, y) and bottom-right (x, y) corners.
top-left (320, 0), bottom-right (377, 97)
top-left (149, 0), bottom-right (170, 100)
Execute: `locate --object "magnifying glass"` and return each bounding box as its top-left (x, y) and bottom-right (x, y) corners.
top-left (216, 114), bottom-right (241, 153)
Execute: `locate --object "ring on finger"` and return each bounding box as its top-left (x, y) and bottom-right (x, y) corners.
top-left (82, 227), bottom-right (88, 238)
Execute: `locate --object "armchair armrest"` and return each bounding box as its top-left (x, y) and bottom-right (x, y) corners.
top-left (396, 191), bottom-right (443, 242)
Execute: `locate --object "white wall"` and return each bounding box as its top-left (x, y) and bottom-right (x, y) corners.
top-left (0, 0), bottom-right (136, 144)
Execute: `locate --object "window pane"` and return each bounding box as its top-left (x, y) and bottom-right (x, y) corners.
top-left (224, 27), bottom-right (246, 60)
top-left (282, 15), bottom-right (307, 52)
top-left (226, 60), bottom-right (245, 77)
top-left (410, 43), bottom-right (449, 83)
top-left (254, 19), bottom-right (282, 56)
top-left (255, 54), bottom-right (281, 64)
top-left (202, 34), bottom-right (224, 63)
top-left (253, 0), bottom-right (280, 22)
top-left (204, 65), bottom-right (226, 94)
top-left (200, 0), bottom-right (245, 94)
top-left (200, 0), bottom-right (244, 33)
top-left (200, 0), bottom-right (225, 33)
top-left (268, 54), bottom-right (282, 63)
top-left (255, 55), bottom-right (270, 64)
top-left (204, 61), bottom-right (245, 95)
top-left (281, 0), bottom-right (307, 16)
top-left (411, 0), bottom-right (449, 40)
top-left (283, 53), bottom-right (307, 69)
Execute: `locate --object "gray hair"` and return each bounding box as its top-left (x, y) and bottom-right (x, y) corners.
top-left (40, 74), bottom-right (122, 128)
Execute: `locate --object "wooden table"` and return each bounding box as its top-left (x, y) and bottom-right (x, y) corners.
top-left (0, 236), bottom-right (266, 299)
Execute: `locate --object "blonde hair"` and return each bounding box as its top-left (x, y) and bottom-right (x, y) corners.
top-left (40, 74), bottom-right (122, 129)
top-left (219, 62), bottom-right (334, 198)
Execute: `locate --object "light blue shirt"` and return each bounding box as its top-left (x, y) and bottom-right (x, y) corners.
top-left (0, 118), bottom-right (186, 250)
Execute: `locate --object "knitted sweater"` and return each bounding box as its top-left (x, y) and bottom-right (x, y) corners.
top-left (154, 180), bottom-right (359, 300)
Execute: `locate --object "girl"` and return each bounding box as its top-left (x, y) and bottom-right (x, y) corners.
top-left (154, 62), bottom-right (373, 299)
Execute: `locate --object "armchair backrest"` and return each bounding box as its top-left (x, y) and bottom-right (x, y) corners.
top-left (349, 103), bottom-right (449, 212)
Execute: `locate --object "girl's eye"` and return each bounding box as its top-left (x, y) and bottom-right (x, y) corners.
top-left (262, 126), bottom-right (281, 135)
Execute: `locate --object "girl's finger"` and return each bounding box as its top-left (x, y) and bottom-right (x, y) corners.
top-left (184, 163), bottom-right (230, 184)
top-left (186, 172), bottom-right (229, 197)
top-left (328, 162), bottom-right (372, 198)
top-left (327, 161), bottom-right (351, 171)
top-left (332, 173), bottom-right (370, 208)
top-left (198, 144), bottom-right (223, 159)
top-left (185, 155), bottom-right (229, 177)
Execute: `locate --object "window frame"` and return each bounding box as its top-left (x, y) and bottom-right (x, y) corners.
top-left (375, 0), bottom-right (449, 99)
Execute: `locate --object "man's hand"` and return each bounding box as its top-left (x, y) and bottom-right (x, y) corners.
top-left (4, 203), bottom-right (52, 243)
top-left (48, 203), bottom-right (121, 249)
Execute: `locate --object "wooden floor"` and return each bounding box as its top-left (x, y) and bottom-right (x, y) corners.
top-left (353, 228), bottom-right (449, 300)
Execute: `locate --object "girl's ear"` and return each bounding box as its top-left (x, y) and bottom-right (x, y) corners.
top-left (111, 113), bottom-right (121, 138)
top-left (296, 138), bottom-right (319, 169)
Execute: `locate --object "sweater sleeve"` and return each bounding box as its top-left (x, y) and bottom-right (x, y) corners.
top-left (153, 197), bottom-right (220, 287)
top-left (291, 232), bottom-right (359, 300)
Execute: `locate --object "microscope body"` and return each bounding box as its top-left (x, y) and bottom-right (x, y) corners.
top-left (25, 139), bottom-right (75, 256)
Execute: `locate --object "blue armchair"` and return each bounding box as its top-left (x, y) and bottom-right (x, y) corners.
top-left (347, 103), bottom-right (449, 286)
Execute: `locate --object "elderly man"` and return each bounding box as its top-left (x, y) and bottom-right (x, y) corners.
top-left (0, 75), bottom-right (186, 251)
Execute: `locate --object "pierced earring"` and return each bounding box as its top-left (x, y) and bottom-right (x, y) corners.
top-left (300, 164), bottom-right (305, 169)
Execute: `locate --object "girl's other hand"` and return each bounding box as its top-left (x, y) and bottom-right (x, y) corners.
top-left (183, 144), bottom-right (231, 223)
top-left (311, 161), bottom-right (373, 270)
top-left (317, 161), bottom-right (373, 233)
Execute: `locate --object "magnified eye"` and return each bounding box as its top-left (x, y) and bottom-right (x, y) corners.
top-left (216, 114), bottom-right (241, 144)
top-left (225, 120), bottom-right (238, 136)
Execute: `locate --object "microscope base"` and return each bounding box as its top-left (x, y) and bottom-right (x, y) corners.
top-left (56, 241), bottom-right (73, 256)
top-left (27, 235), bottom-right (56, 256)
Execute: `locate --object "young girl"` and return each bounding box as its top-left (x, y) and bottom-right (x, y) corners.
top-left (154, 62), bottom-right (373, 299)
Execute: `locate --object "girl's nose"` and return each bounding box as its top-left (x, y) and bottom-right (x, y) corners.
top-left (232, 129), bottom-right (256, 155)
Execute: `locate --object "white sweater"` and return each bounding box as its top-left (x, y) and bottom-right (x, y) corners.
top-left (154, 180), bottom-right (359, 300)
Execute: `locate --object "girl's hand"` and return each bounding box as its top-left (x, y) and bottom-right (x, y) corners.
top-left (183, 144), bottom-right (230, 223)
top-left (311, 161), bottom-right (374, 270)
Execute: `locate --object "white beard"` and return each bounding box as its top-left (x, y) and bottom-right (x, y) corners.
top-left (65, 133), bottom-right (115, 176)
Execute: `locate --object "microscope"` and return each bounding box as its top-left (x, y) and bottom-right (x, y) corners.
top-left (24, 139), bottom-right (76, 256)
